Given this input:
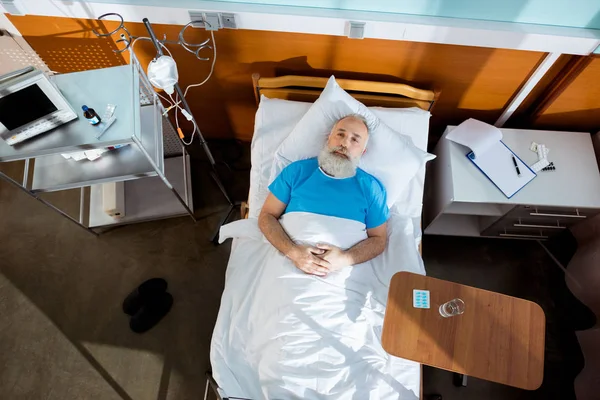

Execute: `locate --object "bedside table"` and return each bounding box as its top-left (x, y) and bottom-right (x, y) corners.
top-left (382, 272), bottom-right (545, 390)
top-left (424, 127), bottom-right (600, 240)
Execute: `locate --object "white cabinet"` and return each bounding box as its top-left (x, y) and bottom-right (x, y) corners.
top-left (424, 126), bottom-right (600, 239)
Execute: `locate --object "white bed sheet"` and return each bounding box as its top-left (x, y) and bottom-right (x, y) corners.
top-left (213, 212), bottom-right (424, 399)
top-left (211, 98), bottom-right (431, 399)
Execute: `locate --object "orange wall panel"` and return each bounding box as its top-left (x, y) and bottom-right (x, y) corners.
top-left (7, 15), bottom-right (545, 142)
top-left (534, 57), bottom-right (600, 132)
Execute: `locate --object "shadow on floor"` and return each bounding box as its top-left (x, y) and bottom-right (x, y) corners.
top-left (0, 139), bottom-right (591, 400)
top-left (0, 139), bottom-right (249, 400)
top-left (422, 235), bottom-right (592, 400)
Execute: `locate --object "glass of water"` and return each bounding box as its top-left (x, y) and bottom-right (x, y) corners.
top-left (439, 298), bottom-right (465, 318)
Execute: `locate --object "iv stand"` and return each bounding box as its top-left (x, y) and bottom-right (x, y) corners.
top-left (93, 14), bottom-right (239, 241)
top-left (140, 18), bottom-right (236, 242)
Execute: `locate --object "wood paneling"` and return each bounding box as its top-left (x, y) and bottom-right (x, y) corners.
top-left (7, 15), bottom-right (546, 143)
top-left (382, 272), bottom-right (546, 391)
top-left (529, 56), bottom-right (600, 133)
top-left (504, 54), bottom-right (575, 128)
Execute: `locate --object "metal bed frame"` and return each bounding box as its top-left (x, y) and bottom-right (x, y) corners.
top-left (204, 372), bottom-right (250, 400)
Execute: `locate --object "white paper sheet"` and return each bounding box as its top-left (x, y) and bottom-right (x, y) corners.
top-left (469, 141), bottom-right (536, 198)
top-left (448, 119), bottom-right (536, 198)
top-left (447, 118), bottom-right (503, 158)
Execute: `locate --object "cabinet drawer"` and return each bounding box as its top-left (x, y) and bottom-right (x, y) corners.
top-left (511, 217), bottom-right (567, 230)
top-left (507, 206), bottom-right (597, 226)
top-left (498, 230), bottom-right (549, 240)
top-left (481, 212), bottom-right (579, 239)
top-left (484, 226), bottom-right (550, 240)
top-left (482, 218), bottom-right (552, 240)
top-left (481, 204), bottom-right (599, 239)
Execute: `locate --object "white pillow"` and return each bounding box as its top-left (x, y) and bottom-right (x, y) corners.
top-left (250, 97), bottom-right (430, 218)
top-left (249, 96), bottom-right (312, 218)
top-left (370, 107), bottom-right (430, 152)
top-left (271, 76), bottom-right (435, 207)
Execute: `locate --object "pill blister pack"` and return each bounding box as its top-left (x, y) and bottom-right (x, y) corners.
top-left (413, 289), bottom-right (430, 309)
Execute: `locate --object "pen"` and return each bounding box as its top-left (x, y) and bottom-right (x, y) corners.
top-left (512, 155), bottom-right (521, 176)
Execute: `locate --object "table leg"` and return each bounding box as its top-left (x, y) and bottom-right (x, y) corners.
top-left (453, 373), bottom-right (468, 387)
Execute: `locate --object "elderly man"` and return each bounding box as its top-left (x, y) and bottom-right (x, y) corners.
top-left (258, 114), bottom-right (388, 277)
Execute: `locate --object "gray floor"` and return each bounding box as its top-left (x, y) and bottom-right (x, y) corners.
top-left (0, 141), bottom-right (589, 400)
top-left (0, 155), bottom-right (233, 400)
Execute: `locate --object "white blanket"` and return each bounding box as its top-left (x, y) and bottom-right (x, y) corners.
top-left (211, 212), bottom-right (424, 400)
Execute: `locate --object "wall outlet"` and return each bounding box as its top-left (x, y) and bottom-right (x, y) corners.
top-left (203, 12), bottom-right (221, 31)
top-left (189, 11), bottom-right (205, 28)
top-left (189, 11), bottom-right (221, 30)
top-left (189, 11), bottom-right (237, 30)
top-left (221, 13), bottom-right (237, 29)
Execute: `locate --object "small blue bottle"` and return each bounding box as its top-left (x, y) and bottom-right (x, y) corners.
top-left (82, 105), bottom-right (101, 125)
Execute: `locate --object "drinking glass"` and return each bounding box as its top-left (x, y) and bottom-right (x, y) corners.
top-left (439, 298), bottom-right (465, 318)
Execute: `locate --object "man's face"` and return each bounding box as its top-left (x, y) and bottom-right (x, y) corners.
top-left (326, 116), bottom-right (368, 160)
top-left (318, 116), bottom-right (369, 178)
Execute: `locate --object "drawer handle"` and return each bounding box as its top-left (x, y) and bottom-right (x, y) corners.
top-left (514, 223), bottom-right (565, 229)
top-left (529, 207), bottom-right (586, 219)
top-left (514, 218), bottom-right (565, 229)
top-left (529, 212), bottom-right (586, 219)
top-left (500, 233), bottom-right (549, 239)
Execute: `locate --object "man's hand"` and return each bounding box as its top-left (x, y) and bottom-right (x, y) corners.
top-left (315, 243), bottom-right (352, 272)
top-left (287, 245), bottom-right (331, 276)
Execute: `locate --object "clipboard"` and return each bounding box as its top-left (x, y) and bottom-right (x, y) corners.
top-left (448, 119), bottom-right (536, 198)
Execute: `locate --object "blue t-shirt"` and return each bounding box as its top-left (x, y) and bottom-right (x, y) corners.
top-left (268, 158), bottom-right (389, 229)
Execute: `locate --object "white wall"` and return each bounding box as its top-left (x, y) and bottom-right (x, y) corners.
top-left (2, 0), bottom-right (600, 55)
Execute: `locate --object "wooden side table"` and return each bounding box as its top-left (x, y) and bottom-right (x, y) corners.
top-left (382, 272), bottom-right (546, 390)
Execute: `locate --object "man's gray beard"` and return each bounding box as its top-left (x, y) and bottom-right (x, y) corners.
top-left (318, 146), bottom-right (359, 178)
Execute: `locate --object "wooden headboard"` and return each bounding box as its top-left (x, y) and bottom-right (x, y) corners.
top-left (252, 74), bottom-right (439, 111)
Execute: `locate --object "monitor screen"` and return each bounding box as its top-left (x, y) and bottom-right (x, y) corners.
top-left (0, 84), bottom-right (58, 130)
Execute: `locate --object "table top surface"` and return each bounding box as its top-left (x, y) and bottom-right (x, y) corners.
top-left (442, 126), bottom-right (600, 209)
top-left (0, 65), bottom-right (137, 162)
top-left (382, 272), bottom-right (546, 390)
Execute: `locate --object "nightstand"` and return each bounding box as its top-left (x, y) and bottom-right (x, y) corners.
top-left (424, 127), bottom-right (600, 240)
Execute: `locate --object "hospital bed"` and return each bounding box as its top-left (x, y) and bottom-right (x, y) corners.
top-left (207, 74), bottom-right (438, 400)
